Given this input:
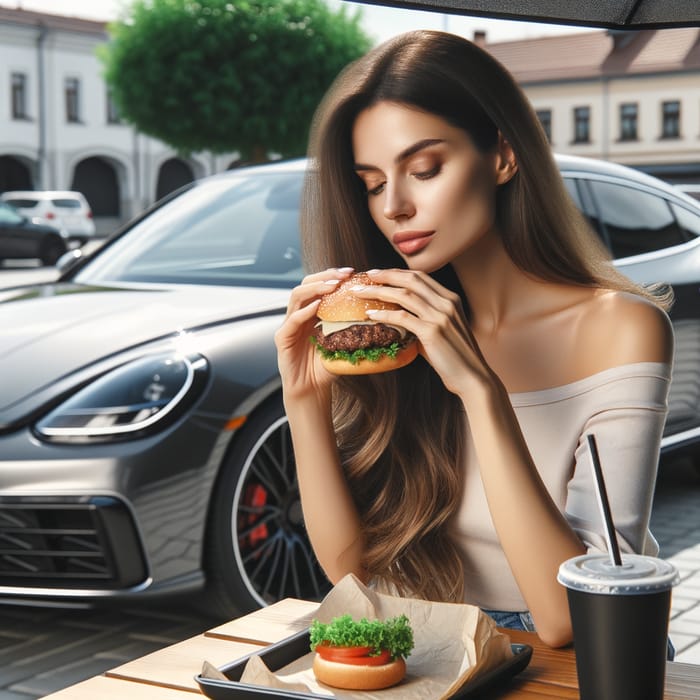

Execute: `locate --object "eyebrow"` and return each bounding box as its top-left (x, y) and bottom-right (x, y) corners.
top-left (354, 138), bottom-right (445, 172)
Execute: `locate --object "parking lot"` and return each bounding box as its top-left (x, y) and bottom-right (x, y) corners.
top-left (0, 263), bottom-right (698, 698)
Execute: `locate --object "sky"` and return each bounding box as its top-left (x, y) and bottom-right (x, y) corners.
top-left (0, 0), bottom-right (595, 44)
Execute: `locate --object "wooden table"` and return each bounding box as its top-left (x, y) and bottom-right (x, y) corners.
top-left (41, 597), bottom-right (700, 699)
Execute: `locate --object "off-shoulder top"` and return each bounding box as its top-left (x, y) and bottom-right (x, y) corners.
top-left (454, 361), bottom-right (672, 611)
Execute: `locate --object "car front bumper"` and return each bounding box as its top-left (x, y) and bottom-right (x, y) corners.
top-left (0, 418), bottom-right (228, 604)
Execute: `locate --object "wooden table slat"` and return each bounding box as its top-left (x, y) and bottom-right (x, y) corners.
top-left (662, 661), bottom-right (700, 700)
top-left (106, 634), bottom-right (261, 692)
top-left (40, 675), bottom-right (199, 699)
top-left (487, 683), bottom-right (580, 699)
top-left (205, 597), bottom-right (319, 645)
top-left (503, 630), bottom-right (578, 689)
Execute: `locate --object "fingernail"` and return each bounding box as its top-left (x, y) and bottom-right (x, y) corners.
top-left (337, 267), bottom-right (354, 273)
top-left (366, 269), bottom-right (380, 275)
top-left (350, 285), bottom-right (366, 292)
top-left (365, 309), bottom-right (380, 315)
top-left (324, 279), bottom-right (340, 285)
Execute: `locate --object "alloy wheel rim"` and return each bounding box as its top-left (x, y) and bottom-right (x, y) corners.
top-left (231, 415), bottom-right (330, 606)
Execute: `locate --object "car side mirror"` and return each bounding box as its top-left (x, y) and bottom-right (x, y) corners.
top-left (56, 248), bottom-right (83, 274)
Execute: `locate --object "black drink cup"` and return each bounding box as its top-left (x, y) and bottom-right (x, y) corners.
top-left (558, 553), bottom-right (678, 700)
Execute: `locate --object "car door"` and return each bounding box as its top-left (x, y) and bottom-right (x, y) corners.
top-left (564, 173), bottom-right (700, 449)
top-left (0, 203), bottom-right (39, 258)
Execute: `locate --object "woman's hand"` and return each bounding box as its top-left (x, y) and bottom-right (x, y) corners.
top-left (356, 269), bottom-right (493, 397)
top-left (274, 268), bottom-right (354, 401)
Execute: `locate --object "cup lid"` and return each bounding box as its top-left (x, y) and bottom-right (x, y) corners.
top-left (557, 553), bottom-right (679, 594)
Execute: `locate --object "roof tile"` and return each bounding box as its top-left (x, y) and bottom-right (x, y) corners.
top-left (486, 28), bottom-right (700, 83)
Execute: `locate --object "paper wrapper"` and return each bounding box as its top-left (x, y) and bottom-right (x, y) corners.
top-left (208, 573), bottom-right (513, 699)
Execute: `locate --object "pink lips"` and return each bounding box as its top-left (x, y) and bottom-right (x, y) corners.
top-left (392, 230), bottom-right (434, 255)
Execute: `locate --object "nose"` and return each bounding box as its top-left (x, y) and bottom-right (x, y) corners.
top-left (383, 180), bottom-right (415, 221)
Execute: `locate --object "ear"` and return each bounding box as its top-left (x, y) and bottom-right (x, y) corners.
top-left (495, 132), bottom-right (518, 185)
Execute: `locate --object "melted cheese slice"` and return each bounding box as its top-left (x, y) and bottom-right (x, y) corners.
top-left (317, 320), bottom-right (407, 338)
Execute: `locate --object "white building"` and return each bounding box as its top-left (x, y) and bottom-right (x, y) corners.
top-left (485, 28), bottom-right (700, 186)
top-left (0, 7), bottom-right (236, 234)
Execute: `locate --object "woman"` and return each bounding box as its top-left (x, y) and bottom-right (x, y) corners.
top-left (274, 30), bottom-right (673, 648)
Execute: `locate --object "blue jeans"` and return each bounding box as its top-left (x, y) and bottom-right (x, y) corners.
top-left (482, 609), bottom-right (537, 632)
top-left (482, 609), bottom-right (676, 661)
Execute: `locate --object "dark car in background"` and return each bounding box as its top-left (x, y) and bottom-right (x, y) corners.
top-left (0, 200), bottom-right (68, 266)
top-left (0, 191), bottom-right (97, 246)
top-left (1, 154), bottom-right (699, 617)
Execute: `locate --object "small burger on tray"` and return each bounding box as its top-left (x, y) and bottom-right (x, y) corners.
top-left (314, 272), bottom-right (418, 375)
top-left (310, 614), bottom-right (414, 690)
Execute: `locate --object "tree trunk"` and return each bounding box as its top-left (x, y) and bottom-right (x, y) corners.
top-left (250, 144), bottom-right (268, 164)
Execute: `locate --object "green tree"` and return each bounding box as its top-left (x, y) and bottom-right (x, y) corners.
top-left (100, 0), bottom-right (371, 161)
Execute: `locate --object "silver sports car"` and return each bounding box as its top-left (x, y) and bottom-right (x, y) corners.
top-left (1, 155), bottom-right (699, 616)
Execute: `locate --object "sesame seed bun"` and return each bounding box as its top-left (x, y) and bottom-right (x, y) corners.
top-left (317, 272), bottom-right (402, 322)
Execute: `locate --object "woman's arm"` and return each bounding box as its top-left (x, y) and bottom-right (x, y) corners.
top-left (566, 367), bottom-right (671, 557)
top-left (358, 270), bottom-right (672, 647)
top-left (274, 268), bottom-right (366, 584)
top-left (463, 381), bottom-right (587, 647)
top-left (284, 395), bottom-right (366, 583)
top-left (471, 298), bottom-right (673, 646)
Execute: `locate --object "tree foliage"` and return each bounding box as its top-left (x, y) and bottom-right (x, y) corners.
top-left (100, 0), bottom-right (371, 160)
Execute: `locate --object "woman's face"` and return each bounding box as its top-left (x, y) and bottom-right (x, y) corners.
top-left (352, 101), bottom-right (502, 272)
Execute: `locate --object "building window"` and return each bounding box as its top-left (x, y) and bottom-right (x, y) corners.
top-left (536, 109), bottom-right (552, 143)
top-left (573, 106), bottom-right (590, 144)
top-left (619, 103), bottom-right (638, 141)
top-left (106, 90), bottom-right (120, 124)
top-left (661, 100), bottom-right (680, 139)
top-left (65, 77), bottom-right (81, 123)
top-left (11, 72), bottom-right (28, 119)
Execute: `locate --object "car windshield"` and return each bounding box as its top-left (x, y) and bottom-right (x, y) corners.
top-left (74, 168), bottom-right (304, 289)
top-left (4, 198), bottom-right (37, 208)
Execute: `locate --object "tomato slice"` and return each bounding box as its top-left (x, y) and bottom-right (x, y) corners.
top-left (316, 644), bottom-right (392, 666)
top-left (316, 642), bottom-right (373, 658)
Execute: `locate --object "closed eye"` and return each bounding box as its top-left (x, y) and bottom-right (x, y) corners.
top-left (413, 164), bottom-right (441, 180)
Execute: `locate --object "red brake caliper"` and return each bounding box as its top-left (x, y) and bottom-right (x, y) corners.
top-left (240, 484), bottom-right (269, 550)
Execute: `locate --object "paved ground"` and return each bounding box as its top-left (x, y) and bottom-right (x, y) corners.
top-left (0, 460), bottom-right (697, 699)
top-left (652, 458), bottom-right (700, 665)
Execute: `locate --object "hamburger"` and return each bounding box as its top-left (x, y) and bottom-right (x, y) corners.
top-left (309, 614), bottom-right (414, 691)
top-left (314, 272), bottom-right (418, 375)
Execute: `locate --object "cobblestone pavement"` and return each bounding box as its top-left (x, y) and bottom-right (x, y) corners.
top-left (652, 458), bottom-right (700, 665)
top-left (0, 462), bottom-right (698, 699)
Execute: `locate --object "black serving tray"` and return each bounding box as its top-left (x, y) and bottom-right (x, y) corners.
top-left (195, 629), bottom-right (532, 700)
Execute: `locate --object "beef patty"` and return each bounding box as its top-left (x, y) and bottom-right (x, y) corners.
top-left (315, 323), bottom-right (410, 352)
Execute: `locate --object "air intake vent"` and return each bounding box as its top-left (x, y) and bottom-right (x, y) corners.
top-left (0, 497), bottom-right (147, 590)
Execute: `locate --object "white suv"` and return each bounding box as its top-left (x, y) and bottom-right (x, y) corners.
top-left (0, 190), bottom-right (96, 245)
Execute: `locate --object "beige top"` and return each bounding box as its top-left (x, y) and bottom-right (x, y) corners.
top-left (455, 361), bottom-right (672, 612)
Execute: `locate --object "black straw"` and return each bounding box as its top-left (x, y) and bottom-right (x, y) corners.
top-left (587, 434), bottom-right (623, 566)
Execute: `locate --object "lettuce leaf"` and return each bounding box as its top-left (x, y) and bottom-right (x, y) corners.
top-left (311, 337), bottom-right (402, 364)
top-left (309, 614), bottom-right (414, 659)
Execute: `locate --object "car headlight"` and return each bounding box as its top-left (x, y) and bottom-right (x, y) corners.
top-left (35, 353), bottom-right (208, 443)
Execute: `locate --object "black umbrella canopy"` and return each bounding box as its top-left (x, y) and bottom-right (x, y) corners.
top-left (351, 0), bottom-right (700, 29)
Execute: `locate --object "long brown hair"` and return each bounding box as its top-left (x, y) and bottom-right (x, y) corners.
top-left (301, 30), bottom-right (670, 602)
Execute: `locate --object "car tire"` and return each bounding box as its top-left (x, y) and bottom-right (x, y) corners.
top-left (203, 394), bottom-right (331, 617)
top-left (40, 238), bottom-right (67, 266)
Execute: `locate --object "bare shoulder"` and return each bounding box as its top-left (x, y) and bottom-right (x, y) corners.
top-left (579, 290), bottom-right (673, 366)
